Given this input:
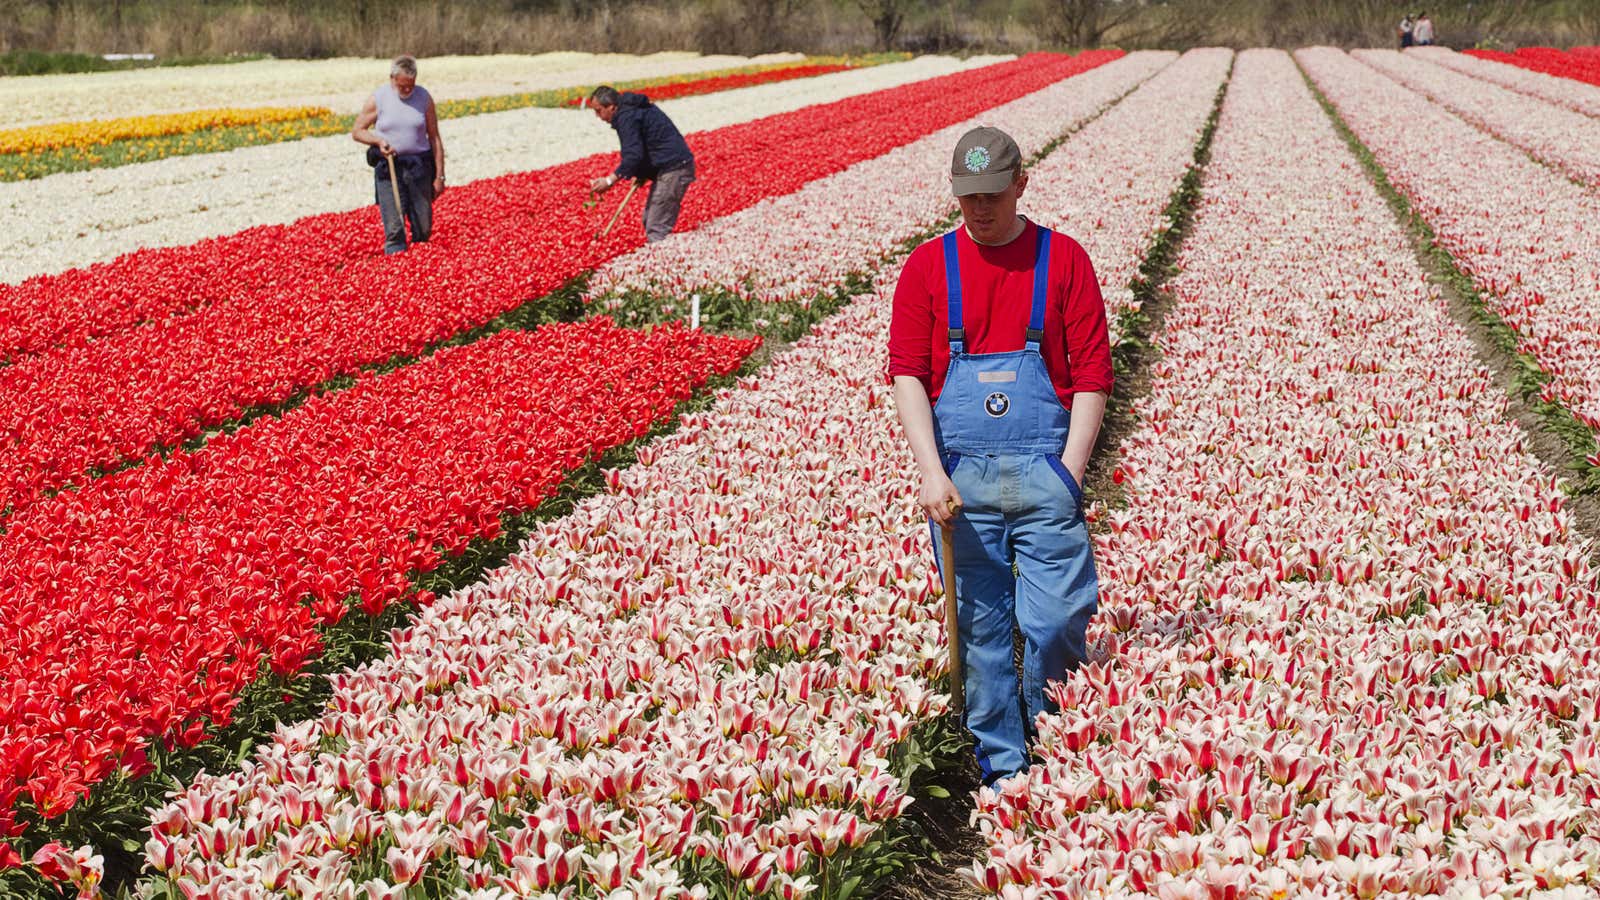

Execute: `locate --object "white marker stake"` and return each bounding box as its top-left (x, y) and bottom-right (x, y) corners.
top-left (691, 293), bottom-right (701, 331)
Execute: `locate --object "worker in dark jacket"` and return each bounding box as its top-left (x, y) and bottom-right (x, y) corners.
top-left (587, 85), bottom-right (697, 242)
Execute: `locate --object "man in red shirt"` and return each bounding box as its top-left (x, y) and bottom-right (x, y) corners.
top-left (889, 127), bottom-right (1112, 786)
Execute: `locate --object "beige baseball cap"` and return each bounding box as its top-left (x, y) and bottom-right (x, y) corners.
top-left (951, 126), bottom-right (1021, 196)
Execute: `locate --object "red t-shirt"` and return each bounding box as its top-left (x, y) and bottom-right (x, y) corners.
top-left (887, 220), bottom-right (1114, 405)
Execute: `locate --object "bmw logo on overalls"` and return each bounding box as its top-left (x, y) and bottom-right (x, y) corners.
top-left (984, 391), bottom-right (1011, 418)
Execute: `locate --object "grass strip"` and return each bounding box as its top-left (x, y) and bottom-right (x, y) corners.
top-left (1296, 57), bottom-right (1600, 497)
top-left (0, 55), bottom-right (902, 181)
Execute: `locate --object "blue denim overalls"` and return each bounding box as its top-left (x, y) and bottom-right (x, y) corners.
top-left (931, 225), bottom-right (1101, 784)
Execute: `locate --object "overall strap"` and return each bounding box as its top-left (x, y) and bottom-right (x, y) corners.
top-left (1027, 225), bottom-right (1052, 352)
top-left (942, 231), bottom-right (965, 354)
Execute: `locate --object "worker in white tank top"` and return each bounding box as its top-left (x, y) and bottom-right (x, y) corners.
top-left (352, 55), bottom-right (447, 254)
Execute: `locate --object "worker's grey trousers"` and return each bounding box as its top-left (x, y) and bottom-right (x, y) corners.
top-left (375, 152), bottom-right (435, 254)
top-left (643, 161), bottom-right (695, 243)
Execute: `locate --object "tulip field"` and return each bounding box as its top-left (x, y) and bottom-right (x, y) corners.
top-left (6, 39), bottom-right (1600, 899)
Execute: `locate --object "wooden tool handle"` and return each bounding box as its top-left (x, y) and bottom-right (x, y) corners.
top-left (384, 153), bottom-right (406, 248)
top-left (940, 521), bottom-right (964, 717)
top-left (599, 178), bottom-right (640, 240)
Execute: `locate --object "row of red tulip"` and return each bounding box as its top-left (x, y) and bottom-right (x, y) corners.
top-left (970, 49), bottom-right (1600, 897)
top-left (0, 52), bottom-right (1114, 520)
top-left (0, 319), bottom-right (758, 847)
top-left (1464, 46), bottom-right (1600, 88)
top-left (1300, 49), bottom-right (1600, 447)
top-left (0, 51), bottom-right (1103, 366)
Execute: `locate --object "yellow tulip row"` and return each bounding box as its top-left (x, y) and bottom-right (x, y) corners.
top-left (0, 105), bottom-right (333, 155)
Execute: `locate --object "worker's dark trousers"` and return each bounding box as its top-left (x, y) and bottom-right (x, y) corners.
top-left (643, 160), bottom-right (695, 243)
top-left (375, 152), bottom-right (436, 254)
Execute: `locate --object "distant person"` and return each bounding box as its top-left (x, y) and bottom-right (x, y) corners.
top-left (586, 85), bottom-right (696, 243)
top-left (352, 55), bottom-right (446, 254)
top-left (1399, 14), bottom-right (1415, 48)
top-left (1414, 12), bottom-right (1435, 46)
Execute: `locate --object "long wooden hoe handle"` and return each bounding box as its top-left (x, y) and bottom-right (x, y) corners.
top-left (599, 178), bottom-right (640, 241)
top-left (940, 520), bottom-right (964, 717)
top-left (384, 153), bottom-right (407, 249)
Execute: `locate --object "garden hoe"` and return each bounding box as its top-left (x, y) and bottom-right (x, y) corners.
top-left (940, 500), bottom-right (964, 717)
top-left (384, 152), bottom-right (407, 250)
top-left (595, 178), bottom-right (640, 243)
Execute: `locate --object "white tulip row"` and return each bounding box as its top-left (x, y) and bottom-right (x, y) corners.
top-left (583, 47), bottom-right (1234, 351)
top-left (582, 51), bottom-right (1181, 315)
top-left (1298, 47), bottom-right (1600, 438)
top-left (1411, 46), bottom-right (1600, 119)
top-left (0, 51), bottom-right (801, 129)
top-left (972, 47), bottom-right (1600, 898)
top-left (1, 56), bottom-right (1005, 285)
top-left (1353, 49), bottom-right (1600, 189)
top-left (1021, 48), bottom-right (1232, 345)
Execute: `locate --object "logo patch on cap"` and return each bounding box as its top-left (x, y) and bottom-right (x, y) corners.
top-left (984, 391), bottom-right (1010, 418)
top-left (964, 146), bottom-right (991, 173)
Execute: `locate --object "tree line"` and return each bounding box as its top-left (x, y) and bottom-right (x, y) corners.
top-left (2, 0), bottom-right (1595, 59)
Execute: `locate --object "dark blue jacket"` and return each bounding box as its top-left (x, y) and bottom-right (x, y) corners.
top-left (610, 92), bottom-right (693, 181)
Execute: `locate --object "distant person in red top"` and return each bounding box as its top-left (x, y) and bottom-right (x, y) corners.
top-left (888, 126), bottom-right (1112, 786)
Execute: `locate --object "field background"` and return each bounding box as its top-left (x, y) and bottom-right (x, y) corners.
top-left (3, 0), bottom-right (1598, 63)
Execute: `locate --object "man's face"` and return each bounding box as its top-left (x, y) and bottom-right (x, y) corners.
top-left (590, 101), bottom-right (617, 124)
top-left (957, 171), bottom-right (1028, 245)
top-left (391, 73), bottom-right (416, 98)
